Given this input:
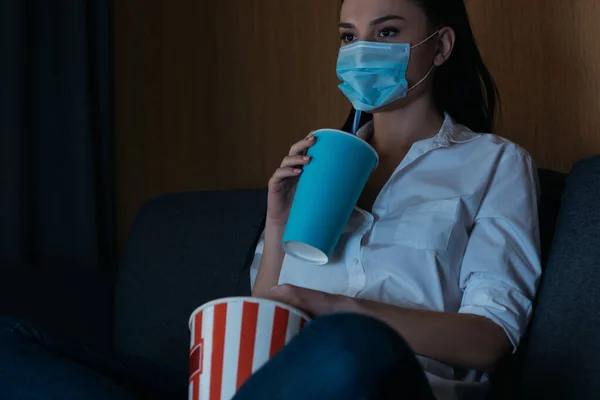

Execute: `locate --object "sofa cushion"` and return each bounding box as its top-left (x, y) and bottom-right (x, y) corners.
top-left (520, 156), bottom-right (600, 399)
top-left (114, 189), bottom-right (266, 370)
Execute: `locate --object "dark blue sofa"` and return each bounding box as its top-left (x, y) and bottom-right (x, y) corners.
top-left (2, 156), bottom-right (599, 399)
top-left (114, 157), bottom-right (600, 399)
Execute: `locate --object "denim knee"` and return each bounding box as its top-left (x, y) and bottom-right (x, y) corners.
top-left (0, 316), bottom-right (40, 341)
top-left (235, 313), bottom-right (432, 400)
top-left (306, 314), bottom-right (433, 397)
top-left (305, 313), bottom-right (414, 373)
top-left (0, 316), bottom-right (23, 340)
top-left (0, 316), bottom-right (21, 329)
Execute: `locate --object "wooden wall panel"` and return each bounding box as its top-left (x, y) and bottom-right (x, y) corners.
top-left (114, 1), bottom-right (220, 251)
top-left (115, 0), bottom-right (600, 249)
top-left (114, 1), bottom-right (348, 250)
top-left (466, 0), bottom-right (600, 172)
top-left (210, 1), bottom-right (347, 190)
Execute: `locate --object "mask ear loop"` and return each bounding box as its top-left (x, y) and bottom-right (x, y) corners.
top-left (406, 30), bottom-right (441, 93)
top-left (407, 65), bottom-right (436, 93)
top-left (411, 30), bottom-right (441, 49)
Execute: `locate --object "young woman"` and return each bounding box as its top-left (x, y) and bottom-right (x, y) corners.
top-left (237, 0), bottom-right (541, 399)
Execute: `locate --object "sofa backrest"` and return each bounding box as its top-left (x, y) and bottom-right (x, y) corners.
top-left (114, 189), bottom-right (267, 370)
top-left (114, 161), bottom-right (596, 391)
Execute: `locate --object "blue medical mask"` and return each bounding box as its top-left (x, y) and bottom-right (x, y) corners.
top-left (336, 31), bottom-right (439, 112)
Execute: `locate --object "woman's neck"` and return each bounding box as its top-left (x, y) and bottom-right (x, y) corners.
top-left (371, 95), bottom-right (444, 157)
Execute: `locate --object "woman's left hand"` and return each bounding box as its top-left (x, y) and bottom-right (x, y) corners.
top-left (262, 284), bottom-right (355, 317)
top-left (263, 285), bottom-right (511, 372)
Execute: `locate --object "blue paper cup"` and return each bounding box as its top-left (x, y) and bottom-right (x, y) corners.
top-left (282, 129), bottom-right (379, 265)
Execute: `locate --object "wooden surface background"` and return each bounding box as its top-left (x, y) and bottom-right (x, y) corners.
top-left (114, 0), bottom-right (600, 250)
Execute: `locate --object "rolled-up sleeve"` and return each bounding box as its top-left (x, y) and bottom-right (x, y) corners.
top-left (458, 148), bottom-right (542, 352)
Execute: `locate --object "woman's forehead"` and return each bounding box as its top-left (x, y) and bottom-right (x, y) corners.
top-left (340, 0), bottom-right (423, 24)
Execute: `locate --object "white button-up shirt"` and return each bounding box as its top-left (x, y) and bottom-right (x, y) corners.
top-left (250, 114), bottom-right (541, 399)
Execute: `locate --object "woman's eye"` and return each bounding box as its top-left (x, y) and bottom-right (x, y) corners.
top-left (340, 33), bottom-right (357, 43)
top-left (378, 28), bottom-right (398, 38)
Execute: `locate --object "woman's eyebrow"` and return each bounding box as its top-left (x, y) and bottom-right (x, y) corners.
top-left (371, 15), bottom-right (405, 26)
top-left (339, 15), bottom-right (405, 29)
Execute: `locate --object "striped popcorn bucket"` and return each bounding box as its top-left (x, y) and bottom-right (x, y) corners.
top-left (188, 297), bottom-right (311, 400)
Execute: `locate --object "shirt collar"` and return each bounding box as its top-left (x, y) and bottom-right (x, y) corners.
top-left (356, 113), bottom-right (482, 149)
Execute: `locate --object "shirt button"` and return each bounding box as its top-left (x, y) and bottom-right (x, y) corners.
top-left (354, 258), bottom-right (360, 265)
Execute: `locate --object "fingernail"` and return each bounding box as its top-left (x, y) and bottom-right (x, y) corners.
top-left (303, 156), bottom-right (310, 161)
top-left (294, 169), bottom-right (302, 174)
top-left (307, 136), bottom-right (315, 141)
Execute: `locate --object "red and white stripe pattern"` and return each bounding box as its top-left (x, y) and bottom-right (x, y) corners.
top-left (189, 299), bottom-right (308, 400)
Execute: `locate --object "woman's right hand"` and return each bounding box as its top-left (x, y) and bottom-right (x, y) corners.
top-left (266, 134), bottom-right (316, 228)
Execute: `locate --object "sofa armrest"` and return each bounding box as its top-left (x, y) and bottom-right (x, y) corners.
top-left (520, 156), bottom-right (600, 399)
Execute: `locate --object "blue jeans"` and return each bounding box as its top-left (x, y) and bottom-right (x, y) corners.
top-left (0, 317), bottom-right (186, 399)
top-left (0, 314), bottom-right (434, 399)
top-left (235, 313), bottom-right (435, 400)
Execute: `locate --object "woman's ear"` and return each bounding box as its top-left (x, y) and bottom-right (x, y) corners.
top-left (434, 27), bottom-right (456, 67)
